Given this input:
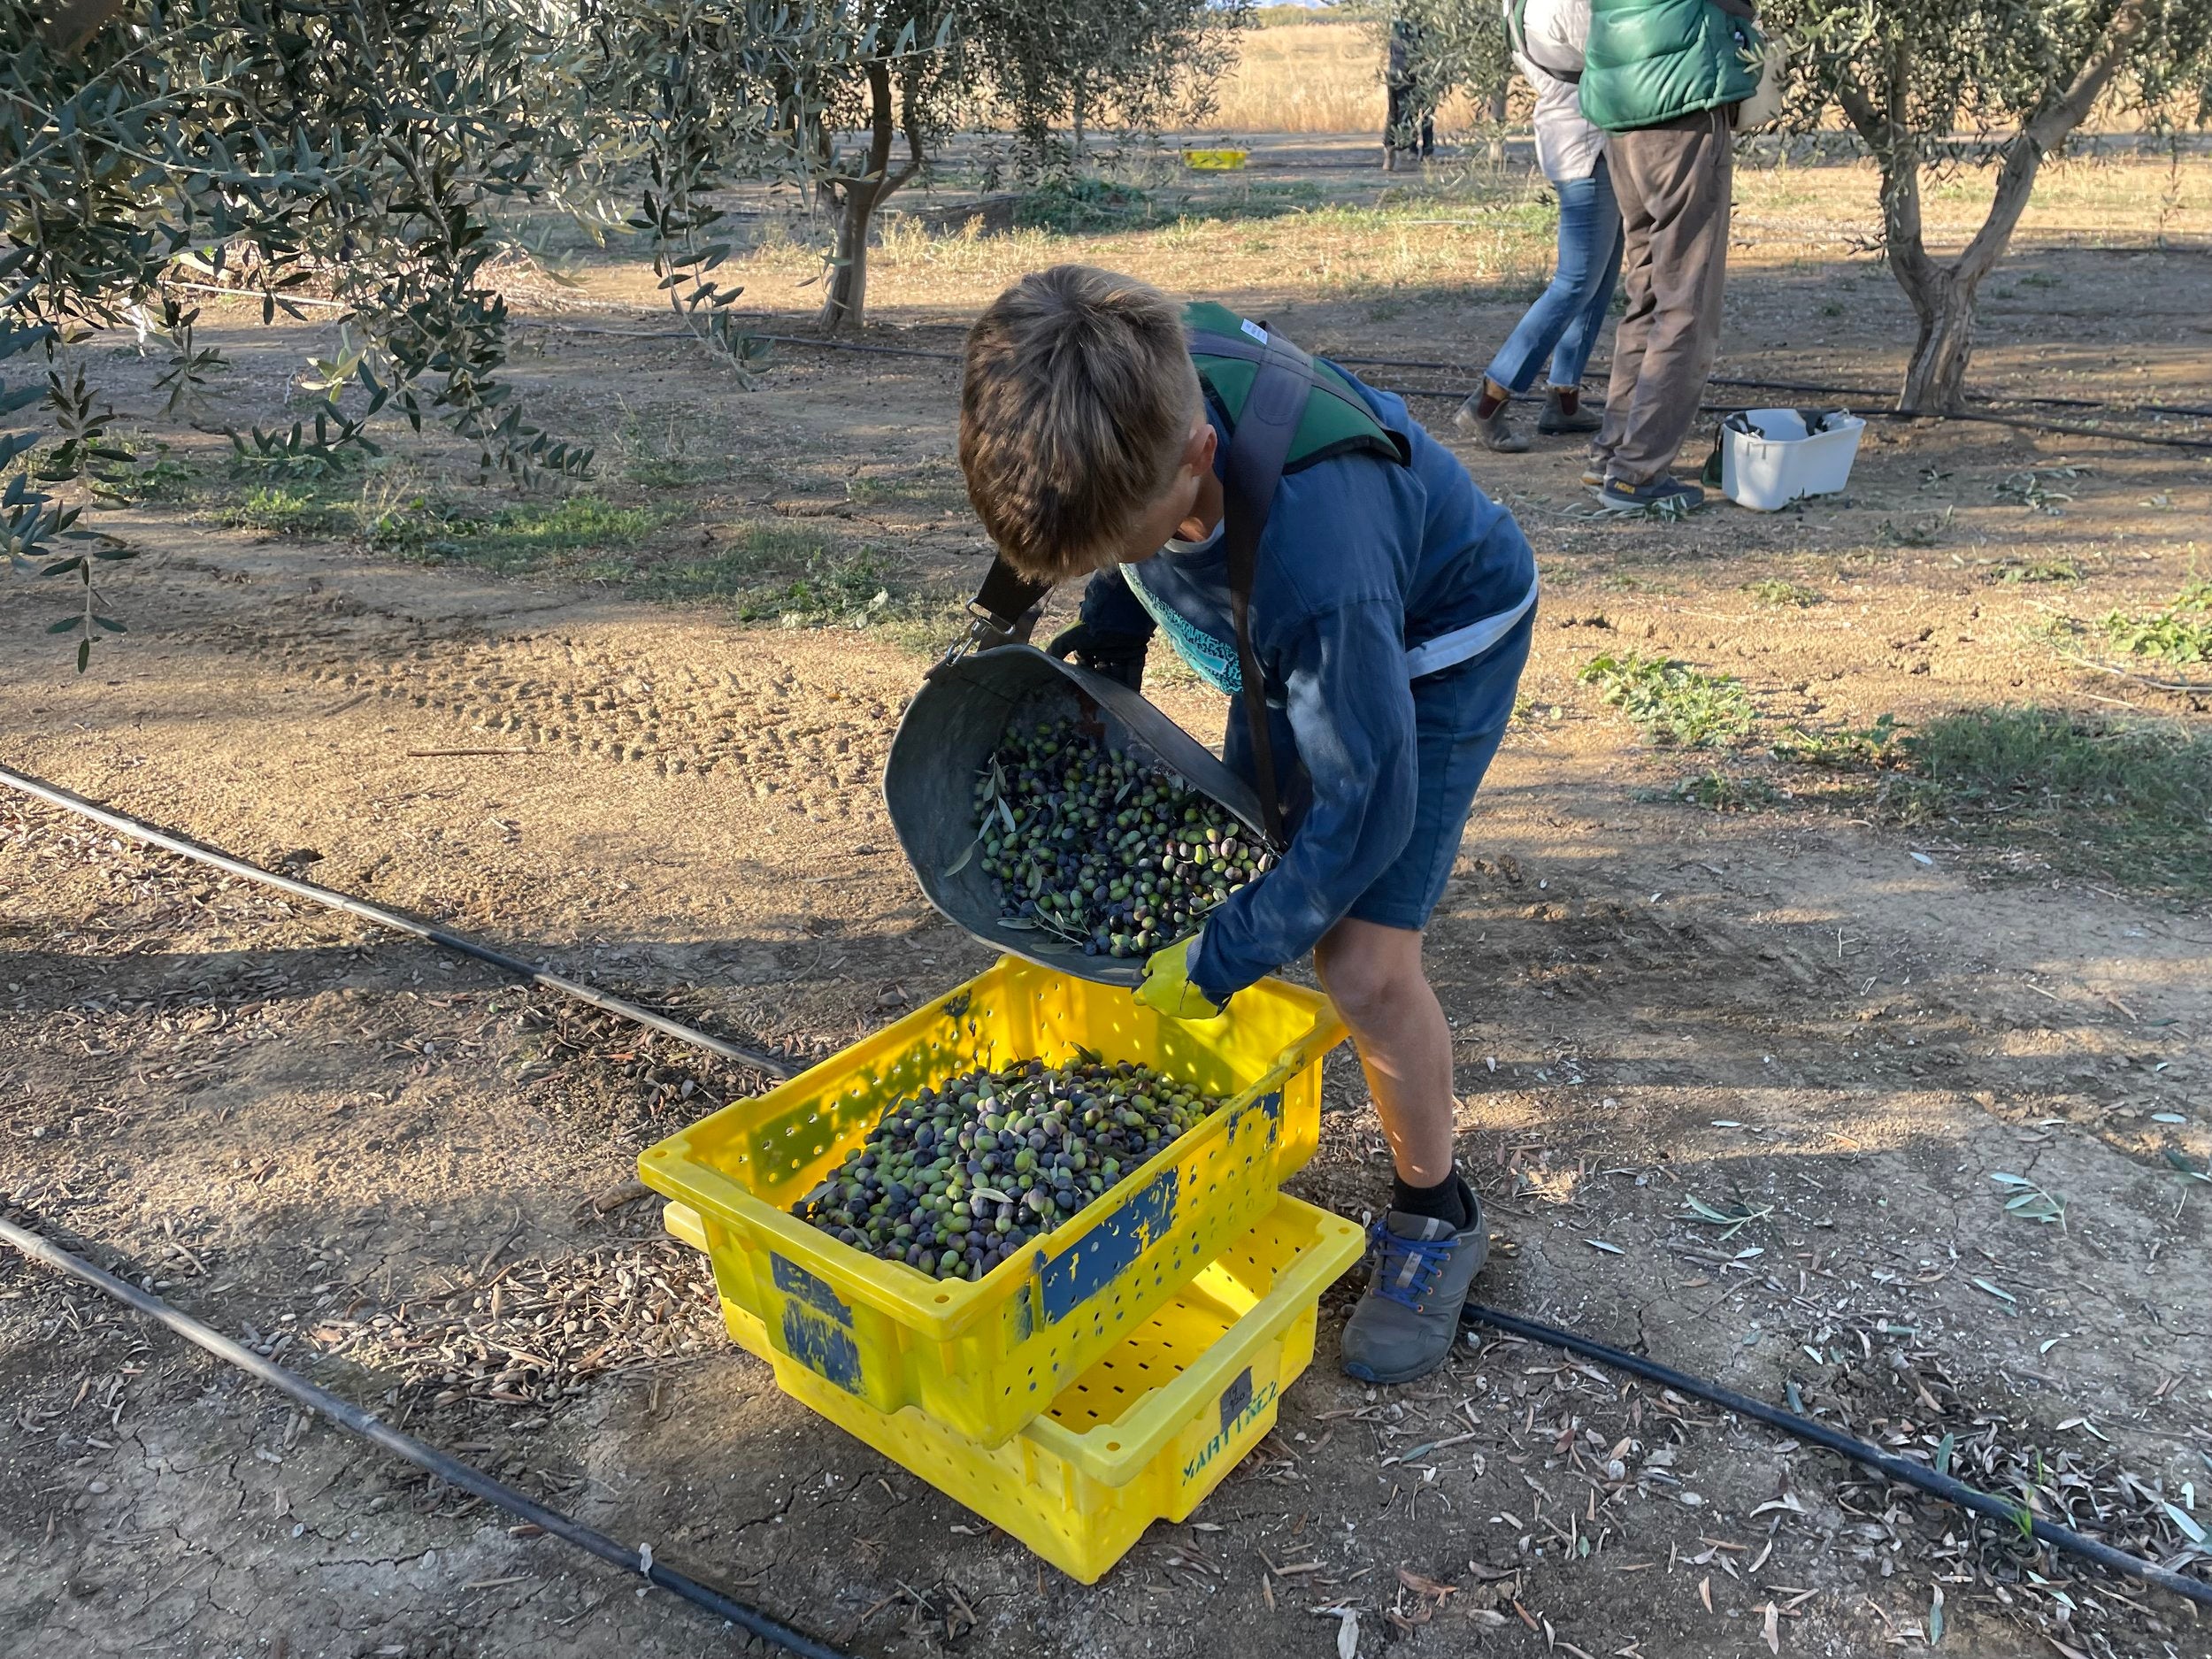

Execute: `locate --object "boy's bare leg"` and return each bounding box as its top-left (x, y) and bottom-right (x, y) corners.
top-left (1317, 915), bottom-right (1487, 1385)
top-left (1313, 917), bottom-right (1456, 1184)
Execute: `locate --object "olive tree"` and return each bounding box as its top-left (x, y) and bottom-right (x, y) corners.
top-left (1765, 0), bottom-right (2212, 412)
top-left (810, 0), bottom-right (1245, 332)
top-left (1366, 0), bottom-right (1513, 159)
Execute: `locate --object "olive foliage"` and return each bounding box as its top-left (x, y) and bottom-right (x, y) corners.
top-left (4, 1), bottom-right (1246, 667)
top-left (4, 0), bottom-right (850, 663)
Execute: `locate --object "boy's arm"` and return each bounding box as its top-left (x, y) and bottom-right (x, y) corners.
top-left (1076, 566), bottom-right (1156, 641)
top-left (1047, 567), bottom-right (1156, 690)
top-left (1187, 598), bottom-right (1418, 1004)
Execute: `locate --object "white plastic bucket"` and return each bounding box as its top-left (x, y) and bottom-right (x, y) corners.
top-left (1721, 408), bottom-right (1866, 511)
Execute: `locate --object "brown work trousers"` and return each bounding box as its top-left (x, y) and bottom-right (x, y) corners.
top-left (1593, 109), bottom-right (1733, 488)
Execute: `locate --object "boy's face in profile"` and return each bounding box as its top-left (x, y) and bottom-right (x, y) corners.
top-left (1096, 416), bottom-right (1218, 572)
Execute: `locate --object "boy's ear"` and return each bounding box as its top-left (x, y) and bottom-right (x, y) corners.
top-left (1186, 419), bottom-right (1217, 475)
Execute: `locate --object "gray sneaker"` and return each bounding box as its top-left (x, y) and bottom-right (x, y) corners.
top-left (1339, 1197), bottom-right (1488, 1385)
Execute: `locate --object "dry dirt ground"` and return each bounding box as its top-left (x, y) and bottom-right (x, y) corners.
top-left (4, 137), bottom-right (2210, 1659)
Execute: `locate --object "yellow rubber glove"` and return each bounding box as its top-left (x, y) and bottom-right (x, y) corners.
top-left (1136, 936), bottom-right (1224, 1022)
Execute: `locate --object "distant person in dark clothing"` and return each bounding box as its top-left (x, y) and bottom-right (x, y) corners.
top-left (1385, 18), bottom-right (1436, 170)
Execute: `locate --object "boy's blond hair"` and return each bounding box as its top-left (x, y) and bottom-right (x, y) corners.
top-left (960, 265), bottom-right (1202, 583)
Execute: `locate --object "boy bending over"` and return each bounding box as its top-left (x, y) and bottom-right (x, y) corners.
top-left (958, 266), bottom-right (1536, 1383)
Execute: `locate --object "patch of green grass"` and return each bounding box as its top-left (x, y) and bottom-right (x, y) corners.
top-left (846, 462), bottom-right (971, 511)
top-left (633, 523), bottom-right (937, 630)
top-left (1662, 771), bottom-right (1782, 812)
top-left (1890, 705), bottom-right (2212, 896)
top-left (1578, 651), bottom-right (1756, 748)
top-left (1993, 557), bottom-right (2081, 586)
top-left (1994, 465), bottom-right (2088, 516)
top-left (615, 410), bottom-right (728, 489)
top-left (2098, 580), bottom-right (2212, 666)
top-left (219, 483), bottom-right (357, 537)
top-left (1014, 176), bottom-right (1161, 233)
top-left (119, 449), bottom-right (202, 503)
top-left (1878, 511), bottom-right (1951, 548)
top-left (390, 493), bottom-right (675, 575)
top-left (1743, 578), bottom-right (1824, 608)
top-left (1772, 714), bottom-right (1901, 771)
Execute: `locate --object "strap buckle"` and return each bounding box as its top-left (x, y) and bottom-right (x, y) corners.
top-left (934, 555), bottom-right (1052, 673)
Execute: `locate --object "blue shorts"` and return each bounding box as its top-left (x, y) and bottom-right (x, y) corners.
top-left (1344, 609), bottom-right (1532, 932)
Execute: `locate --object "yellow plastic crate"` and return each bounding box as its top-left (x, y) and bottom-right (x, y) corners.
top-left (637, 955), bottom-right (1344, 1448)
top-left (665, 1192), bottom-right (1362, 1582)
top-left (1182, 148), bottom-right (1248, 170)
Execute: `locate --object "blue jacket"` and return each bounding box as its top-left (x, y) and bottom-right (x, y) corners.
top-left (1079, 365), bottom-right (1535, 1004)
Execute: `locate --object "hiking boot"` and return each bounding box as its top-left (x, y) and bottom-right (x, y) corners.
top-left (1454, 395), bottom-right (1530, 454)
top-left (1597, 475), bottom-right (1706, 514)
top-left (1537, 385), bottom-right (1603, 435)
top-left (1339, 1194), bottom-right (1488, 1386)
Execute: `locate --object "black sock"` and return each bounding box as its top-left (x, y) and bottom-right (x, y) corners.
top-left (1391, 1171), bottom-right (1471, 1230)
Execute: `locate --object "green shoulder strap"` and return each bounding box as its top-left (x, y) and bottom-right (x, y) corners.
top-left (1182, 301), bottom-right (1410, 472)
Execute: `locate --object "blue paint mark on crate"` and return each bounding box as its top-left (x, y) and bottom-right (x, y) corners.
top-left (781, 1302), bottom-right (863, 1392)
top-left (772, 1253), bottom-right (853, 1325)
top-left (1182, 1371), bottom-right (1277, 1482)
top-left (1039, 1170), bottom-right (1179, 1323)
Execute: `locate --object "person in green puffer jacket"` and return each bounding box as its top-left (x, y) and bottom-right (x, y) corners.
top-left (1577, 0), bottom-right (1762, 514)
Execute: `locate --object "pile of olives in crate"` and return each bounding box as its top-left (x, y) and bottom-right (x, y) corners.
top-left (795, 1057), bottom-right (1225, 1280)
top-left (973, 714), bottom-right (1275, 958)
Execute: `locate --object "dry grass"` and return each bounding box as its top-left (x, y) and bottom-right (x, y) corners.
top-left (723, 188), bottom-right (1560, 320)
top-left (1202, 20), bottom-right (1482, 134)
top-left (682, 152), bottom-right (2208, 328)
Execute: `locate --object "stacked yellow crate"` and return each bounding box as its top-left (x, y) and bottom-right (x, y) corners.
top-left (640, 954), bottom-right (1358, 1582)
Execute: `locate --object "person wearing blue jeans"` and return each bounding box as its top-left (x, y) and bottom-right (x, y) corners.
top-left (1456, 0), bottom-right (1622, 453)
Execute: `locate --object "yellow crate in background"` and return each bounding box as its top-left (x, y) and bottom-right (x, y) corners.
top-left (637, 955), bottom-right (1345, 1448)
top-left (1182, 148), bottom-right (1249, 170)
top-left (666, 1193), bottom-right (1363, 1582)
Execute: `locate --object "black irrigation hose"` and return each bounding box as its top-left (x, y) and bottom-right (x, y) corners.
top-left (5, 788), bottom-right (2201, 1621)
top-left (693, 331), bottom-right (2212, 451)
top-left (0, 764), bottom-right (793, 1080)
top-left (746, 331), bottom-right (963, 363)
top-left (1704, 374), bottom-right (2212, 422)
top-left (1333, 354), bottom-right (2212, 422)
top-left (0, 1211), bottom-right (856, 1659)
top-left (1461, 1302), bottom-right (2212, 1613)
top-left (1380, 382), bottom-right (2212, 451)
top-left (562, 327), bottom-right (2212, 426)
top-left (16, 1193), bottom-right (2192, 1636)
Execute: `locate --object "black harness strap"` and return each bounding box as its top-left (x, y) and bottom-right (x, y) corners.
top-left (1215, 327), bottom-right (1316, 849)
top-left (966, 557), bottom-right (1052, 640)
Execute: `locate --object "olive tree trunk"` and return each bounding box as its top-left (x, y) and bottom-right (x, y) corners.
top-left (1836, 1), bottom-right (2153, 414)
top-left (818, 58), bottom-right (921, 334)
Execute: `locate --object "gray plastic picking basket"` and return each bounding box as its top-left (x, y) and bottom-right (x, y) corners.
top-left (883, 643), bottom-right (1271, 988)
